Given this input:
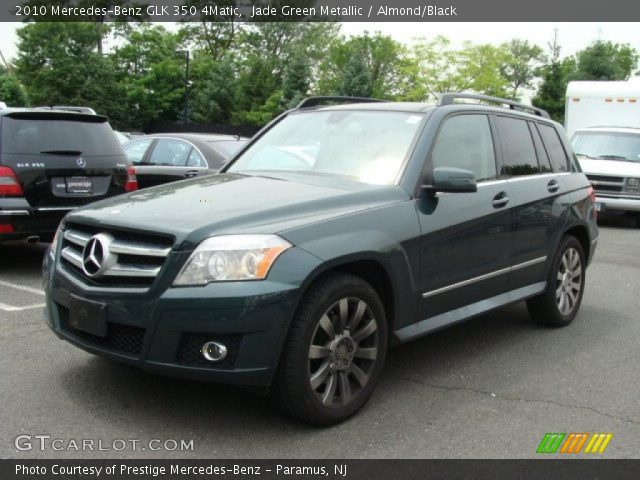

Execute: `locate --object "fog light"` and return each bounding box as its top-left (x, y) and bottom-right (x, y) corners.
top-left (202, 341), bottom-right (227, 362)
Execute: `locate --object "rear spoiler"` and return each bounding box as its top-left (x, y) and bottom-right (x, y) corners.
top-left (5, 110), bottom-right (108, 123)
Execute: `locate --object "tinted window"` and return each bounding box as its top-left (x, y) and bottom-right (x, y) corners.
top-left (539, 124), bottom-right (569, 171)
top-left (186, 148), bottom-right (206, 167)
top-left (431, 115), bottom-right (496, 181)
top-left (1, 118), bottom-right (122, 156)
top-left (496, 116), bottom-right (538, 176)
top-left (529, 123), bottom-right (553, 172)
top-left (123, 138), bottom-right (153, 165)
top-left (148, 139), bottom-right (191, 166)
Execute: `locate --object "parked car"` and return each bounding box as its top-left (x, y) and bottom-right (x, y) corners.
top-left (572, 126), bottom-right (640, 226)
top-left (43, 94), bottom-right (597, 425)
top-left (123, 133), bottom-right (247, 188)
top-left (0, 108), bottom-right (137, 243)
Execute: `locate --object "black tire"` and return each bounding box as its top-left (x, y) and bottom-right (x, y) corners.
top-left (270, 273), bottom-right (388, 426)
top-left (527, 235), bottom-right (586, 327)
top-left (635, 213), bottom-right (640, 228)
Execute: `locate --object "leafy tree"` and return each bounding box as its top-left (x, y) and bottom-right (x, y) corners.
top-left (111, 24), bottom-right (187, 129)
top-left (281, 50), bottom-right (311, 109)
top-left (572, 40), bottom-right (639, 81)
top-left (500, 39), bottom-right (544, 100)
top-left (190, 54), bottom-right (237, 123)
top-left (14, 22), bottom-right (126, 123)
top-left (532, 31), bottom-right (574, 122)
top-left (317, 32), bottom-right (407, 99)
top-left (455, 42), bottom-right (512, 98)
top-left (0, 73), bottom-right (29, 106)
top-left (336, 50), bottom-right (373, 97)
top-left (179, 0), bottom-right (239, 60)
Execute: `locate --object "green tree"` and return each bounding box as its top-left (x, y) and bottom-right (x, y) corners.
top-left (317, 32), bottom-right (408, 99)
top-left (190, 54), bottom-right (237, 123)
top-left (455, 42), bottom-right (512, 98)
top-left (111, 24), bottom-right (187, 129)
top-left (281, 50), bottom-right (311, 109)
top-left (500, 39), bottom-right (544, 100)
top-left (14, 22), bottom-right (125, 124)
top-left (572, 40), bottom-right (639, 80)
top-left (532, 31), bottom-right (574, 122)
top-left (0, 73), bottom-right (29, 106)
top-left (336, 50), bottom-right (373, 97)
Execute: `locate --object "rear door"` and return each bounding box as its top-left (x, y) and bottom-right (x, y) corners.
top-left (416, 113), bottom-right (514, 320)
top-left (134, 138), bottom-right (205, 188)
top-left (0, 112), bottom-right (128, 210)
top-left (494, 115), bottom-right (567, 290)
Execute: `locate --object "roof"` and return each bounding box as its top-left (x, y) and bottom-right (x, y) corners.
top-left (305, 101), bottom-right (555, 123)
top-left (147, 133), bottom-right (247, 143)
top-left (576, 126), bottom-right (640, 134)
top-left (566, 79), bottom-right (640, 98)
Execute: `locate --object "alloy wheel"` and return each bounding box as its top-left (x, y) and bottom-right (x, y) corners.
top-left (556, 247), bottom-right (582, 315)
top-left (307, 297), bottom-right (379, 408)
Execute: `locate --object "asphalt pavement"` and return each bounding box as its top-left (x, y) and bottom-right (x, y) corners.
top-left (1, 215), bottom-right (639, 459)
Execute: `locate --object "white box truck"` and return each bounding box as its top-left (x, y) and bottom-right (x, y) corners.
top-left (566, 76), bottom-right (640, 226)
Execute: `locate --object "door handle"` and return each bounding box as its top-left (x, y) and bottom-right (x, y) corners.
top-left (547, 179), bottom-right (560, 193)
top-left (184, 170), bottom-right (199, 178)
top-left (492, 191), bottom-right (509, 208)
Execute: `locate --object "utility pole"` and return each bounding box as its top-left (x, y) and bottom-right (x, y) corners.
top-left (183, 50), bottom-right (190, 126)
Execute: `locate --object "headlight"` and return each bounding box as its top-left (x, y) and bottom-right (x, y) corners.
top-left (627, 177), bottom-right (640, 189)
top-left (173, 234), bottom-right (292, 286)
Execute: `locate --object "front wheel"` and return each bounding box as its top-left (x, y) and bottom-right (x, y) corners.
top-left (270, 273), bottom-right (388, 426)
top-left (527, 235), bottom-right (586, 327)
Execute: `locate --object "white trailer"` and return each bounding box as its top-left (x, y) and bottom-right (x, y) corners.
top-left (565, 76), bottom-right (640, 138)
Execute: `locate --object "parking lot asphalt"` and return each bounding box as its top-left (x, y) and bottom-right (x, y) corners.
top-left (1, 215), bottom-right (639, 459)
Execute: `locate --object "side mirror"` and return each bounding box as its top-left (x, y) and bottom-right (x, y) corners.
top-left (422, 167), bottom-right (477, 194)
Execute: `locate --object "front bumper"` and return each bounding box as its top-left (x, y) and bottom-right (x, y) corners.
top-left (43, 247), bottom-right (322, 387)
top-left (595, 194), bottom-right (640, 213)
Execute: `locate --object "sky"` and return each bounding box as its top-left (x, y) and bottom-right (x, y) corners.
top-left (1, 21), bottom-right (640, 64)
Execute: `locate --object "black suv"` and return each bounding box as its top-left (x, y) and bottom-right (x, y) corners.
top-left (0, 109), bottom-right (135, 243)
top-left (43, 94), bottom-right (598, 425)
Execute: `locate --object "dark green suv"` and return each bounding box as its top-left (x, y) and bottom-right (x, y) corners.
top-left (43, 94), bottom-right (598, 425)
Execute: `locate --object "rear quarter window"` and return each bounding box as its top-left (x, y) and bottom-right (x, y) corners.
top-left (495, 116), bottom-right (539, 176)
top-left (1, 117), bottom-right (123, 157)
top-left (538, 124), bottom-right (569, 172)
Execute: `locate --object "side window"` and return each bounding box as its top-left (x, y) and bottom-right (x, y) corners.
top-left (431, 115), bottom-right (497, 181)
top-left (496, 116), bottom-right (539, 176)
top-left (123, 138), bottom-right (153, 165)
top-left (529, 123), bottom-right (553, 173)
top-left (148, 139), bottom-right (192, 166)
top-left (186, 149), bottom-right (206, 167)
top-left (538, 124), bottom-right (569, 172)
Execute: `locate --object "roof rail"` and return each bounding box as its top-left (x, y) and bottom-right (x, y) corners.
top-left (437, 93), bottom-right (550, 118)
top-left (296, 96), bottom-right (388, 109)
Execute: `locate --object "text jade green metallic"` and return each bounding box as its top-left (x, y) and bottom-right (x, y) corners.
top-left (43, 95), bottom-right (598, 425)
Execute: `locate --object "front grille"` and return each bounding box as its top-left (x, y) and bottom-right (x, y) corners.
top-left (176, 333), bottom-right (243, 370)
top-left (57, 304), bottom-right (145, 357)
top-left (59, 222), bottom-right (174, 290)
top-left (586, 174), bottom-right (624, 193)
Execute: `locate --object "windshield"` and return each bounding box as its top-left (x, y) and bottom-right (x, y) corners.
top-left (1, 117), bottom-right (122, 156)
top-left (227, 110), bottom-right (425, 185)
top-left (572, 131), bottom-right (640, 162)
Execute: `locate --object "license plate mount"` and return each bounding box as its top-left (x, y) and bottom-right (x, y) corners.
top-left (68, 295), bottom-right (107, 337)
top-left (65, 176), bottom-right (93, 194)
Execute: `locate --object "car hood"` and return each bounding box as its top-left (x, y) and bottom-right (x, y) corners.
top-left (578, 157), bottom-right (640, 176)
top-left (67, 173), bottom-right (409, 249)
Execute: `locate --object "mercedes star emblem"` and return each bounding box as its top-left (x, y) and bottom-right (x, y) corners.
top-left (76, 157), bottom-right (86, 168)
top-left (81, 233), bottom-right (115, 277)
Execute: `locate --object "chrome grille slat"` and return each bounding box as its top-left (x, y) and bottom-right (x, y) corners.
top-left (59, 227), bottom-right (173, 290)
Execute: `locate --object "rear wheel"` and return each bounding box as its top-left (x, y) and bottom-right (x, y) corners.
top-left (527, 235), bottom-right (586, 327)
top-left (270, 273), bottom-right (388, 426)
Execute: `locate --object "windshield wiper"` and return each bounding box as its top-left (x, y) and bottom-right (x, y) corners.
top-left (40, 150), bottom-right (83, 156)
top-left (595, 155), bottom-right (632, 161)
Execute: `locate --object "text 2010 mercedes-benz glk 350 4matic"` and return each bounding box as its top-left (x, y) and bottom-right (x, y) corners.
top-left (44, 95), bottom-right (598, 425)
